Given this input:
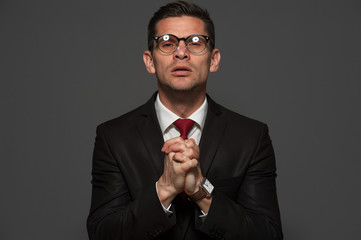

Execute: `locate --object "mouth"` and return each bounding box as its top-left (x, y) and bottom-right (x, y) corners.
top-left (171, 65), bottom-right (192, 72)
top-left (171, 65), bottom-right (192, 76)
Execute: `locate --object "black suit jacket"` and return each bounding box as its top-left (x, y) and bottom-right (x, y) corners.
top-left (87, 93), bottom-right (283, 240)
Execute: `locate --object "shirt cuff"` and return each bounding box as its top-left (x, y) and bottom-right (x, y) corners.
top-left (155, 182), bottom-right (173, 216)
top-left (199, 209), bottom-right (208, 222)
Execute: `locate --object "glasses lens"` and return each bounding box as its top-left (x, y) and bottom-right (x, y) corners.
top-left (158, 35), bottom-right (178, 53)
top-left (186, 35), bottom-right (207, 53)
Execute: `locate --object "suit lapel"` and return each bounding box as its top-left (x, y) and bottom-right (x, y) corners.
top-left (136, 93), bottom-right (165, 177)
top-left (199, 96), bottom-right (227, 176)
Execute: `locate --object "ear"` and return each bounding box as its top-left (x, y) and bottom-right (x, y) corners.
top-left (143, 50), bottom-right (156, 74)
top-left (209, 48), bottom-right (221, 73)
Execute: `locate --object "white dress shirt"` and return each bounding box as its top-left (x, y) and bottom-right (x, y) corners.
top-left (154, 93), bottom-right (208, 218)
top-left (154, 93), bottom-right (208, 144)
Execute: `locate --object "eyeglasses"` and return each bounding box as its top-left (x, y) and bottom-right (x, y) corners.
top-left (153, 34), bottom-right (211, 54)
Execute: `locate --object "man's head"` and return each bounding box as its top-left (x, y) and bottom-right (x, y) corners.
top-left (143, 1), bottom-right (220, 101)
top-left (147, 1), bottom-right (215, 52)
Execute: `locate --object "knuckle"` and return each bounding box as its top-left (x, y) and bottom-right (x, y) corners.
top-left (188, 149), bottom-right (194, 158)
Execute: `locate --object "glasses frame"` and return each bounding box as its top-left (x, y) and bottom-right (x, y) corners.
top-left (153, 34), bottom-right (211, 54)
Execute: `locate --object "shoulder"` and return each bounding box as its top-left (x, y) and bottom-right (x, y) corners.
top-left (221, 106), bottom-right (270, 147)
top-left (222, 105), bottom-right (266, 129)
top-left (99, 105), bottom-right (142, 128)
top-left (95, 103), bottom-right (148, 140)
top-left (208, 95), bottom-right (268, 133)
top-left (95, 93), bottom-right (157, 136)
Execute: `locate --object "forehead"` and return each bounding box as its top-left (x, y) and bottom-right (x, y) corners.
top-left (155, 16), bottom-right (207, 37)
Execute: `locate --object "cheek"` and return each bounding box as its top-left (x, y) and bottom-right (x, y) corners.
top-left (153, 62), bottom-right (168, 80)
top-left (153, 58), bottom-right (169, 73)
top-left (199, 61), bottom-right (211, 77)
top-left (196, 55), bottom-right (212, 71)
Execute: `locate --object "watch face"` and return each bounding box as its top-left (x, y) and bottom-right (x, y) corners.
top-left (203, 178), bottom-right (214, 193)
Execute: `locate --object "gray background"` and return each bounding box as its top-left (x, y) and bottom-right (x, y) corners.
top-left (1, 0), bottom-right (360, 239)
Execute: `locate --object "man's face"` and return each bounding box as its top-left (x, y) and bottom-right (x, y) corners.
top-left (143, 16), bottom-right (220, 94)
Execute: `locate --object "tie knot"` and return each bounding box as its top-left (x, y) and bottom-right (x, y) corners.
top-left (173, 119), bottom-right (195, 140)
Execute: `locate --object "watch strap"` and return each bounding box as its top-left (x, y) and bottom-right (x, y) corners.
top-left (188, 178), bottom-right (213, 202)
top-left (188, 187), bottom-right (208, 202)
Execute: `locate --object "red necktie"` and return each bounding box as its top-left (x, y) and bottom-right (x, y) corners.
top-left (173, 119), bottom-right (195, 140)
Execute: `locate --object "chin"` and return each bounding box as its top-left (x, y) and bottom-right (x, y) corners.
top-left (169, 84), bottom-right (200, 93)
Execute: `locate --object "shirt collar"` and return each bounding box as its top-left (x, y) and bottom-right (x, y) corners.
top-left (154, 93), bottom-right (208, 134)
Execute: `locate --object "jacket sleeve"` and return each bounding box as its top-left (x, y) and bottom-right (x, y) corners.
top-left (86, 125), bottom-right (175, 240)
top-left (196, 124), bottom-right (283, 240)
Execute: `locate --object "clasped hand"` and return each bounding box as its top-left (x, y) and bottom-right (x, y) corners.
top-left (157, 137), bottom-right (203, 204)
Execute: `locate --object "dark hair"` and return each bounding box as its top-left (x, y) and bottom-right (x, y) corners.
top-left (147, 1), bottom-right (215, 51)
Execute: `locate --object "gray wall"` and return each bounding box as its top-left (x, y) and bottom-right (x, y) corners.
top-left (1, 0), bottom-right (360, 239)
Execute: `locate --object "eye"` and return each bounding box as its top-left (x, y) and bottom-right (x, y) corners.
top-left (162, 43), bottom-right (174, 47)
top-left (160, 41), bottom-right (176, 49)
top-left (189, 42), bottom-right (201, 46)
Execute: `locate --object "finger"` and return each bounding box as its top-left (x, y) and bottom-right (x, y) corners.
top-left (184, 140), bottom-right (200, 159)
top-left (186, 138), bottom-right (196, 145)
top-left (167, 143), bottom-right (198, 160)
top-left (185, 138), bottom-right (196, 148)
top-left (172, 152), bottom-right (190, 163)
top-left (173, 158), bottom-right (198, 176)
top-left (186, 148), bottom-right (196, 160)
top-left (165, 142), bottom-right (187, 154)
top-left (185, 138), bottom-right (199, 150)
top-left (186, 159), bottom-right (202, 176)
top-left (161, 137), bottom-right (184, 152)
top-left (165, 152), bottom-right (176, 163)
top-left (184, 172), bottom-right (197, 193)
top-left (182, 159), bottom-right (198, 169)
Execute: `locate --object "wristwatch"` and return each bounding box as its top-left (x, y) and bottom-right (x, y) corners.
top-left (188, 178), bottom-right (214, 202)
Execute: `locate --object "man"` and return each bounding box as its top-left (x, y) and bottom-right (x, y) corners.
top-left (87, 1), bottom-right (282, 239)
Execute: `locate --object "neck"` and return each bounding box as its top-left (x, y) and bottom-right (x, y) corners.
top-left (158, 89), bottom-right (206, 118)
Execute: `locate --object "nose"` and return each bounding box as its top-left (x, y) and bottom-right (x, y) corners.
top-left (174, 40), bottom-right (189, 60)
